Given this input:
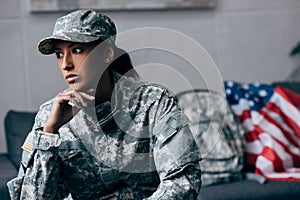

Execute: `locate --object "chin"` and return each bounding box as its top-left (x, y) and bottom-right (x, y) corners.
top-left (67, 83), bottom-right (82, 91)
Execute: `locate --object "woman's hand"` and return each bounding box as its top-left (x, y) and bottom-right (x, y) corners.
top-left (43, 89), bottom-right (95, 133)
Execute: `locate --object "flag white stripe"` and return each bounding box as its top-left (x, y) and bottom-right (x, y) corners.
top-left (246, 140), bottom-right (262, 154)
top-left (271, 93), bottom-right (300, 129)
top-left (257, 112), bottom-right (289, 145)
top-left (259, 133), bottom-right (293, 170)
top-left (242, 118), bottom-right (254, 132)
top-left (231, 98), bottom-right (250, 116)
top-left (257, 156), bottom-right (300, 179)
top-left (257, 157), bottom-right (300, 179)
top-left (266, 110), bottom-right (298, 142)
top-left (226, 82), bottom-right (300, 181)
top-left (251, 111), bottom-right (264, 125)
top-left (256, 156), bottom-right (274, 174)
top-left (263, 109), bottom-right (300, 156)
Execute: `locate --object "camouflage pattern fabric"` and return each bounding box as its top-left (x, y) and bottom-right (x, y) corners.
top-left (7, 70), bottom-right (202, 200)
top-left (38, 10), bottom-right (117, 55)
top-left (176, 89), bottom-right (245, 186)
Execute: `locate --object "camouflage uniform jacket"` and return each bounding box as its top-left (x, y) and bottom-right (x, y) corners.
top-left (7, 71), bottom-right (202, 200)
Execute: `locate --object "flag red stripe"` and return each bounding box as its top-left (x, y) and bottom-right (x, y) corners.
top-left (237, 109), bottom-right (251, 123)
top-left (245, 153), bottom-right (258, 166)
top-left (259, 108), bottom-right (300, 168)
top-left (225, 82), bottom-right (300, 181)
top-left (261, 147), bottom-right (284, 172)
top-left (244, 119), bottom-right (300, 174)
top-left (244, 125), bottom-right (266, 142)
top-left (275, 87), bottom-right (300, 108)
top-left (265, 102), bottom-right (300, 139)
top-left (23, 143), bottom-right (32, 148)
top-left (256, 167), bottom-right (300, 181)
top-left (255, 167), bottom-right (265, 177)
top-left (259, 108), bottom-right (299, 148)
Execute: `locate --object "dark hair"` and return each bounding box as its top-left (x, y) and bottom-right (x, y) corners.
top-left (95, 46), bottom-right (137, 106)
top-left (108, 47), bottom-right (138, 77)
top-left (89, 39), bottom-right (137, 77)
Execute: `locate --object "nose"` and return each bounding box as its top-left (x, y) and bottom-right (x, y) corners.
top-left (62, 51), bottom-right (74, 71)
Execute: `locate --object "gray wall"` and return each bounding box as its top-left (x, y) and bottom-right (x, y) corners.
top-left (1, 0), bottom-right (300, 153)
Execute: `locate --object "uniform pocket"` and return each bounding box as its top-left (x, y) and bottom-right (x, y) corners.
top-left (58, 140), bottom-right (83, 161)
top-left (59, 149), bottom-right (81, 161)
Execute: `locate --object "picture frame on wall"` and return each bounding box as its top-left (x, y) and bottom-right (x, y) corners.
top-left (30, 0), bottom-right (216, 12)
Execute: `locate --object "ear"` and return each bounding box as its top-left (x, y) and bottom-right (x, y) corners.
top-left (104, 47), bottom-right (115, 63)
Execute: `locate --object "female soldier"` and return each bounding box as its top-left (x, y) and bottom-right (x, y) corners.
top-left (7, 9), bottom-right (202, 199)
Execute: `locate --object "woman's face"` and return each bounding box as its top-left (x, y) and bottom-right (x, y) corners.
top-left (54, 41), bottom-right (107, 91)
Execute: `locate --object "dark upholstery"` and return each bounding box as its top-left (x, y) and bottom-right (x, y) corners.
top-left (273, 82), bottom-right (300, 94)
top-left (199, 180), bottom-right (300, 200)
top-left (0, 110), bottom-right (37, 200)
top-left (5, 110), bottom-right (36, 167)
top-left (0, 155), bottom-right (18, 200)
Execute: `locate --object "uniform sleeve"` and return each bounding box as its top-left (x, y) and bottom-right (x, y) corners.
top-left (145, 91), bottom-right (202, 200)
top-left (6, 108), bottom-right (69, 200)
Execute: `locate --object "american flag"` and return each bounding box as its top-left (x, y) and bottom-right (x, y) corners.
top-left (22, 131), bottom-right (34, 153)
top-left (224, 81), bottom-right (300, 181)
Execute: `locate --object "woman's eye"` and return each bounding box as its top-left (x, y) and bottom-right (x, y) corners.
top-left (73, 48), bottom-right (83, 54)
top-left (55, 52), bottom-right (63, 59)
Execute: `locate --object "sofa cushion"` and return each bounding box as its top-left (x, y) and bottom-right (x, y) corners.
top-left (4, 110), bottom-right (37, 167)
top-left (198, 180), bottom-right (300, 200)
top-left (0, 154), bottom-right (18, 200)
top-left (0, 154), bottom-right (18, 179)
top-left (273, 81), bottom-right (300, 94)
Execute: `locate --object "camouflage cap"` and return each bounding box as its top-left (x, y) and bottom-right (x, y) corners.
top-left (38, 10), bottom-right (116, 55)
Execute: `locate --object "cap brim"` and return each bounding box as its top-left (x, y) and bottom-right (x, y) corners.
top-left (38, 34), bottom-right (100, 55)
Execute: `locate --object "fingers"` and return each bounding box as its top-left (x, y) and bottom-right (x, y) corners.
top-left (73, 90), bottom-right (95, 107)
top-left (69, 94), bottom-right (82, 109)
top-left (55, 92), bottom-right (79, 109)
top-left (46, 89), bottom-right (96, 134)
top-left (59, 89), bottom-right (95, 109)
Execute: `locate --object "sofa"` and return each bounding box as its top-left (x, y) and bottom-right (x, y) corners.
top-left (0, 110), bottom-right (36, 200)
top-left (1, 82), bottom-right (300, 200)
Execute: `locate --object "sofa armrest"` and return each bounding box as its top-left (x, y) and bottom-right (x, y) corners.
top-left (0, 154), bottom-right (18, 177)
top-left (0, 154), bottom-right (18, 200)
top-left (5, 110), bottom-right (37, 168)
top-left (273, 82), bottom-right (300, 94)
top-left (199, 179), bottom-right (300, 200)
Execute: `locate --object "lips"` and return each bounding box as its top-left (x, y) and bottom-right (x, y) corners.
top-left (65, 74), bottom-right (79, 83)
